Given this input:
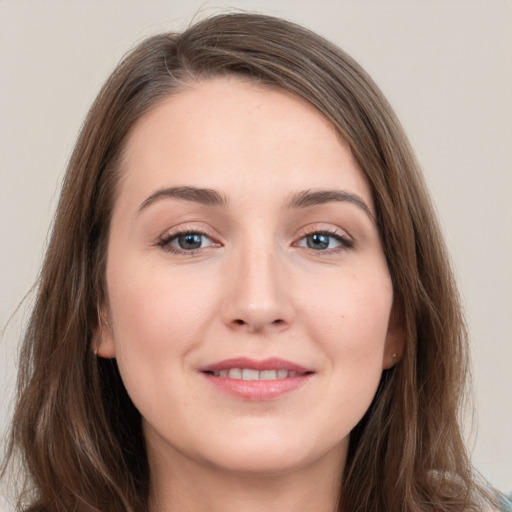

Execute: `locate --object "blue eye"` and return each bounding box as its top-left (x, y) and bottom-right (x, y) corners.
top-left (306, 233), bottom-right (332, 250)
top-left (175, 233), bottom-right (205, 250)
top-left (159, 231), bottom-right (215, 252)
top-left (297, 231), bottom-right (351, 251)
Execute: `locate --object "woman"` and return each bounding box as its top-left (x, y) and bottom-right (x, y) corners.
top-left (2, 12), bottom-right (505, 512)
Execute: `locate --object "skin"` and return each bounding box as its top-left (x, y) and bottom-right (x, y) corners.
top-left (98, 77), bottom-right (403, 512)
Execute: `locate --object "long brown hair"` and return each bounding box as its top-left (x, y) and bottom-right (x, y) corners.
top-left (3, 12), bottom-right (499, 512)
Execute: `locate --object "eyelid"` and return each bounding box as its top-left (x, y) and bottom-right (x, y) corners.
top-left (154, 222), bottom-right (353, 255)
top-left (156, 225), bottom-right (222, 254)
top-left (293, 225), bottom-right (354, 252)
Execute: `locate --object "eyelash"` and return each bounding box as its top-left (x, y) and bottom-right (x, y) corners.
top-left (157, 229), bottom-right (216, 254)
top-left (294, 228), bottom-right (353, 254)
top-left (156, 227), bottom-right (353, 255)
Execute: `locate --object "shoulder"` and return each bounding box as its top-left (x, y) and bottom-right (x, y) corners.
top-left (481, 492), bottom-right (512, 512)
top-left (498, 492), bottom-right (512, 512)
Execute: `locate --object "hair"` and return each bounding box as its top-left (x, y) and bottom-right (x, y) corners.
top-left (2, 11), bottom-right (500, 512)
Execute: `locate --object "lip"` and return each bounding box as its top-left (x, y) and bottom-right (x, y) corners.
top-left (199, 357), bottom-right (311, 373)
top-left (199, 357), bottom-right (314, 401)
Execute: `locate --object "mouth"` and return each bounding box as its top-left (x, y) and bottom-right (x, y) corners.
top-left (205, 368), bottom-right (305, 379)
top-left (199, 357), bottom-right (314, 400)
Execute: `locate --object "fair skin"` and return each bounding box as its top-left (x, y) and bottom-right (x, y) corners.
top-left (98, 77), bottom-right (403, 512)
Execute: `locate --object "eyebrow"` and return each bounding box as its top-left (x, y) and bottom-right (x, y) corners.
top-left (138, 186), bottom-right (227, 211)
top-left (137, 185), bottom-right (373, 221)
top-left (287, 189), bottom-right (374, 220)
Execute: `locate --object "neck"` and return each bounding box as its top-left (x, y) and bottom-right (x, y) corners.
top-left (147, 442), bottom-right (346, 512)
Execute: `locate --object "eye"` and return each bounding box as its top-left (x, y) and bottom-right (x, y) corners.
top-left (295, 231), bottom-right (352, 251)
top-left (158, 231), bottom-right (217, 253)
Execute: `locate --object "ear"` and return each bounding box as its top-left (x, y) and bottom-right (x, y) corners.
top-left (92, 308), bottom-right (116, 359)
top-left (382, 305), bottom-right (405, 369)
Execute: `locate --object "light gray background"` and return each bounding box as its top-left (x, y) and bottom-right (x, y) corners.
top-left (1, 0), bottom-right (511, 507)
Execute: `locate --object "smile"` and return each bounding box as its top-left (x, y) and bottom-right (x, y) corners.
top-left (206, 368), bottom-right (301, 380)
top-left (200, 357), bottom-right (314, 400)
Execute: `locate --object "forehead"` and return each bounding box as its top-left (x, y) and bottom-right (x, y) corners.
top-left (116, 77), bottom-right (372, 210)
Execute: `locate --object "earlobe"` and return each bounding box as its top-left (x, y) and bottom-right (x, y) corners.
top-left (383, 307), bottom-right (406, 369)
top-left (382, 332), bottom-right (405, 369)
top-left (94, 332), bottom-right (116, 358)
top-left (92, 309), bottom-right (116, 359)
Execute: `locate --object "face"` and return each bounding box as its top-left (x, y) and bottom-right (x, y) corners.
top-left (100, 77), bottom-right (401, 478)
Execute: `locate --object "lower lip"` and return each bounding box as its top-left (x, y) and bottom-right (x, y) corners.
top-left (202, 373), bottom-right (312, 401)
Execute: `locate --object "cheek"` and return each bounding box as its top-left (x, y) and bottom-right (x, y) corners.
top-left (284, 273), bottom-right (393, 449)
top-left (105, 258), bottom-right (220, 394)
top-left (301, 271), bottom-right (393, 356)
top-left (300, 270), bottom-right (392, 406)
top-left (110, 265), bottom-right (218, 344)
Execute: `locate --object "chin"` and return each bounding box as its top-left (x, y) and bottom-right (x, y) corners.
top-left (209, 454), bottom-right (309, 476)
top-left (196, 432), bottom-right (347, 477)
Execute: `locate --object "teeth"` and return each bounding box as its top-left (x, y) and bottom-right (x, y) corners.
top-left (210, 368), bottom-right (299, 380)
top-left (242, 368), bottom-right (259, 380)
top-left (228, 368), bottom-right (242, 379)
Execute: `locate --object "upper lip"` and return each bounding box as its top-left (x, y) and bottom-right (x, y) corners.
top-left (199, 357), bottom-right (312, 374)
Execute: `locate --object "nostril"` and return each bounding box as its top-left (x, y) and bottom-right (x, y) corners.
top-left (227, 316), bottom-right (290, 332)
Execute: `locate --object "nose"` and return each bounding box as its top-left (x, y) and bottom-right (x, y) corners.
top-left (220, 247), bottom-right (294, 334)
